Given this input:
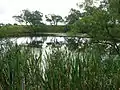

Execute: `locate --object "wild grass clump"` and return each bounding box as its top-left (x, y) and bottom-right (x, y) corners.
top-left (0, 39), bottom-right (120, 90)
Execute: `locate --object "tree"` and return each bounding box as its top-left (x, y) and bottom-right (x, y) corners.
top-left (69, 0), bottom-right (120, 56)
top-left (22, 9), bottom-right (32, 25)
top-left (64, 0), bottom-right (99, 25)
top-left (71, 0), bottom-right (120, 37)
top-left (13, 9), bottom-right (43, 25)
top-left (30, 10), bottom-right (43, 25)
top-left (65, 8), bottom-right (83, 25)
top-left (45, 14), bottom-right (64, 25)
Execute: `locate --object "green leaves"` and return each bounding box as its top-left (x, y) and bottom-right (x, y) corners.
top-left (65, 8), bottom-right (82, 24)
top-left (70, 3), bottom-right (120, 39)
top-left (13, 9), bottom-right (43, 26)
top-left (0, 38), bottom-right (120, 89)
top-left (45, 14), bottom-right (64, 26)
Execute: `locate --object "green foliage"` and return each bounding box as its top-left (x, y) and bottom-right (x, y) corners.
top-left (0, 39), bottom-right (120, 89)
top-left (70, 0), bottom-right (120, 39)
top-left (45, 14), bottom-right (64, 26)
top-left (65, 8), bottom-right (82, 24)
top-left (0, 25), bottom-right (29, 37)
top-left (0, 25), bottom-right (65, 37)
top-left (13, 9), bottom-right (43, 25)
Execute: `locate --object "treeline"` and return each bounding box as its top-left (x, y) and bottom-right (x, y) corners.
top-left (11, 8), bottom-right (82, 26)
top-left (1, 0), bottom-right (120, 38)
top-left (0, 6), bottom-right (82, 37)
top-left (0, 8), bottom-right (81, 27)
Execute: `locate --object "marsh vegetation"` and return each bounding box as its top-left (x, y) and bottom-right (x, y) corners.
top-left (0, 36), bottom-right (120, 90)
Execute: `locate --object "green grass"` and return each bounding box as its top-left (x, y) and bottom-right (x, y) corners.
top-left (0, 39), bottom-right (120, 90)
top-left (0, 25), bottom-right (66, 37)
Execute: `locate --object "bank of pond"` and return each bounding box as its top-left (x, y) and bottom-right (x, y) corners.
top-left (0, 25), bottom-right (70, 38)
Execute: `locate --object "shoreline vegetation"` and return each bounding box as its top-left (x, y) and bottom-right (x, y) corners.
top-left (0, 25), bottom-right (69, 38)
top-left (1, 24), bottom-right (120, 40)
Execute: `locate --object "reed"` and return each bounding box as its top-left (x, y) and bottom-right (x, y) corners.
top-left (0, 40), bottom-right (120, 90)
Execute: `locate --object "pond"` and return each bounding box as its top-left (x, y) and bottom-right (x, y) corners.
top-left (0, 36), bottom-right (87, 60)
top-left (0, 36), bottom-right (87, 50)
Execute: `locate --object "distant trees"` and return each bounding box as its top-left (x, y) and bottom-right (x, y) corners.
top-left (45, 14), bottom-right (64, 26)
top-left (13, 10), bottom-right (65, 26)
top-left (13, 23), bottom-right (18, 25)
top-left (0, 23), bottom-right (5, 27)
top-left (0, 23), bottom-right (12, 27)
top-left (13, 9), bottom-right (43, 26)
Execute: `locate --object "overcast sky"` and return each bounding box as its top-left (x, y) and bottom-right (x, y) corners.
top-left (0, 0), bottom-right (83, 24)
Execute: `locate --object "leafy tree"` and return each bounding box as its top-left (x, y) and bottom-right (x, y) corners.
top-left (45, 14), bottom-right (64, 25)
top-left (30, 10), bottom-right (43, 25)
top-left (22, 9), bottom-right (32, 25)
top-left (64, 0), bottom-right (98, 25)
top-left (13, 9), bottom-right (43, 25)
top-left (70, 0), bottom-right (120, 37)
top-left (69, 0), bottom-right (120, 55)
top-left (65, 8), bottom-right (83, 25)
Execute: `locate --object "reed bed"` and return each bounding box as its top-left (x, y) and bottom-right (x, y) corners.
top-left (0, 39), bottom-right (120, 90)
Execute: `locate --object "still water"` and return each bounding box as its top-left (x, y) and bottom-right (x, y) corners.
top-left (0, 36), bottom-right (88, 55)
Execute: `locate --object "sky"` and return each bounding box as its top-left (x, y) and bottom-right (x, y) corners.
top-left (0, 0), bottom-right (82, 24)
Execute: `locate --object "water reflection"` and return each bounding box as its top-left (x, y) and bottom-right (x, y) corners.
top-left (0, 36), bottom-right (89, 53)
top-left (10, 37), bottom-right (65, 45)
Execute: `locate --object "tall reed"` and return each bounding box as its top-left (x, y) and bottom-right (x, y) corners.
top-left (0, 39), bottom-right (120, 90)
